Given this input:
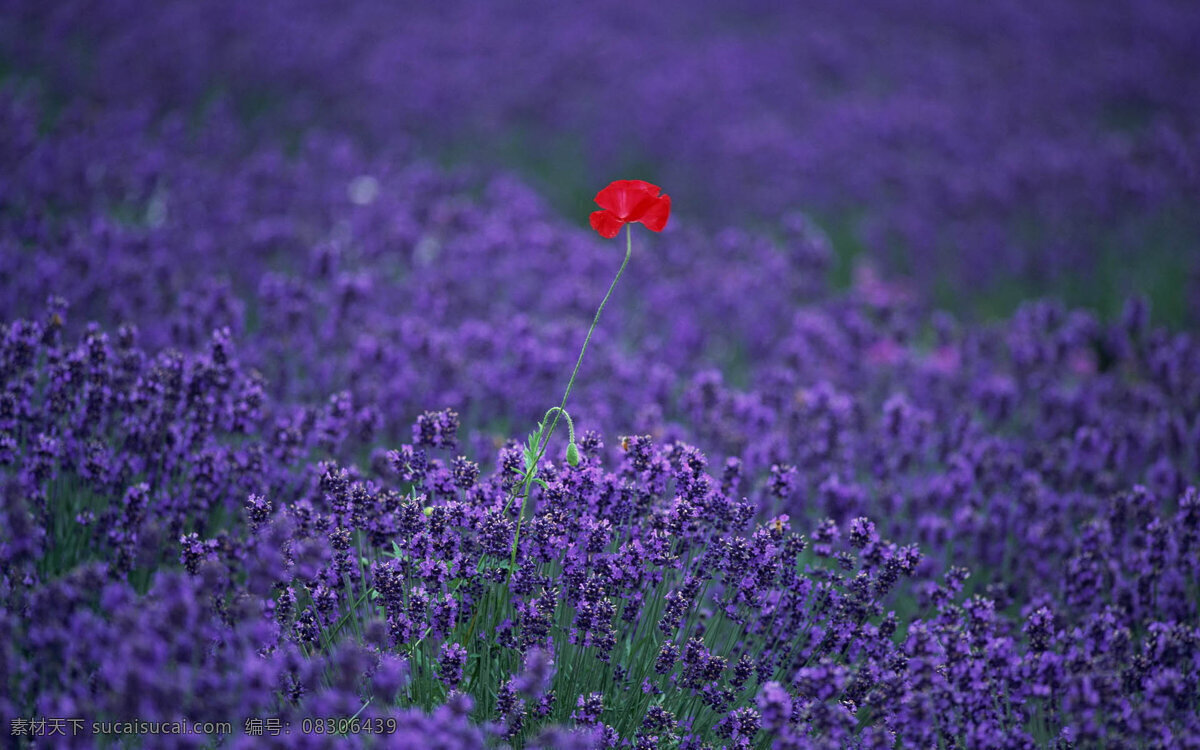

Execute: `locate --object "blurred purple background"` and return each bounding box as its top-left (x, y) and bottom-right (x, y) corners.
top-left (5, 0), bottom-right (1198, 322)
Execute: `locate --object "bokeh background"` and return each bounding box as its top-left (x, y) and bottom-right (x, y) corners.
top-left (5, 0), bottom-right (1199, 324)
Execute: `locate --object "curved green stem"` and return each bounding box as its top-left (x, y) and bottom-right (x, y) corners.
top-left (540, 406), bottom-right (576, 450)
top-left (538, 224), bottom-right (632, 464)
top-left (508, 225), bottom-right (634, 567)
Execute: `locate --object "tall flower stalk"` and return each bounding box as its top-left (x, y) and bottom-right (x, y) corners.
top-left (506, 180), bottom-right (672, 567)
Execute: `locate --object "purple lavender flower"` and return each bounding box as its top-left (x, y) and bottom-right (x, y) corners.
top-left (438, 642), bottom-right (468, 690)
top-left (413, 409), bottom-right (460, 450)
top-left (571, 692), bottom-right (604, 726)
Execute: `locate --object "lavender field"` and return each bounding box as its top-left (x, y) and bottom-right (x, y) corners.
top-left (2, 2), bottom-right (1199, 748)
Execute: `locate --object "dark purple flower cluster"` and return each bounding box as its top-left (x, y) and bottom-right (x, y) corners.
top-left (7, 347), bottom-right (1194, 745)
top-left (0, 307), bottom-right (301, 583)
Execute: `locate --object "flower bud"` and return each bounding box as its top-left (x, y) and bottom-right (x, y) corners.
top-left (566, 442), bottom-right (581, 467)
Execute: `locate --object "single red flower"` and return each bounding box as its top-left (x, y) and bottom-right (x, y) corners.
top-left (589, 180), bottom-right (671, 238)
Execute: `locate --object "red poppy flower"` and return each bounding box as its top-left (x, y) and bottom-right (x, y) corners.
top-left (589, 180), bottom-right (671, 238)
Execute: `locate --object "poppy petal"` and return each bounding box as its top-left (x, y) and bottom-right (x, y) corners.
top-left (590, 209), bottom-right (624, 239)
top-left (637, 194), bottom-right (671, 232)
top-left (623, 194), bottom-right (656, 223)
top-left (594, 180), bottom-right (661, 220)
